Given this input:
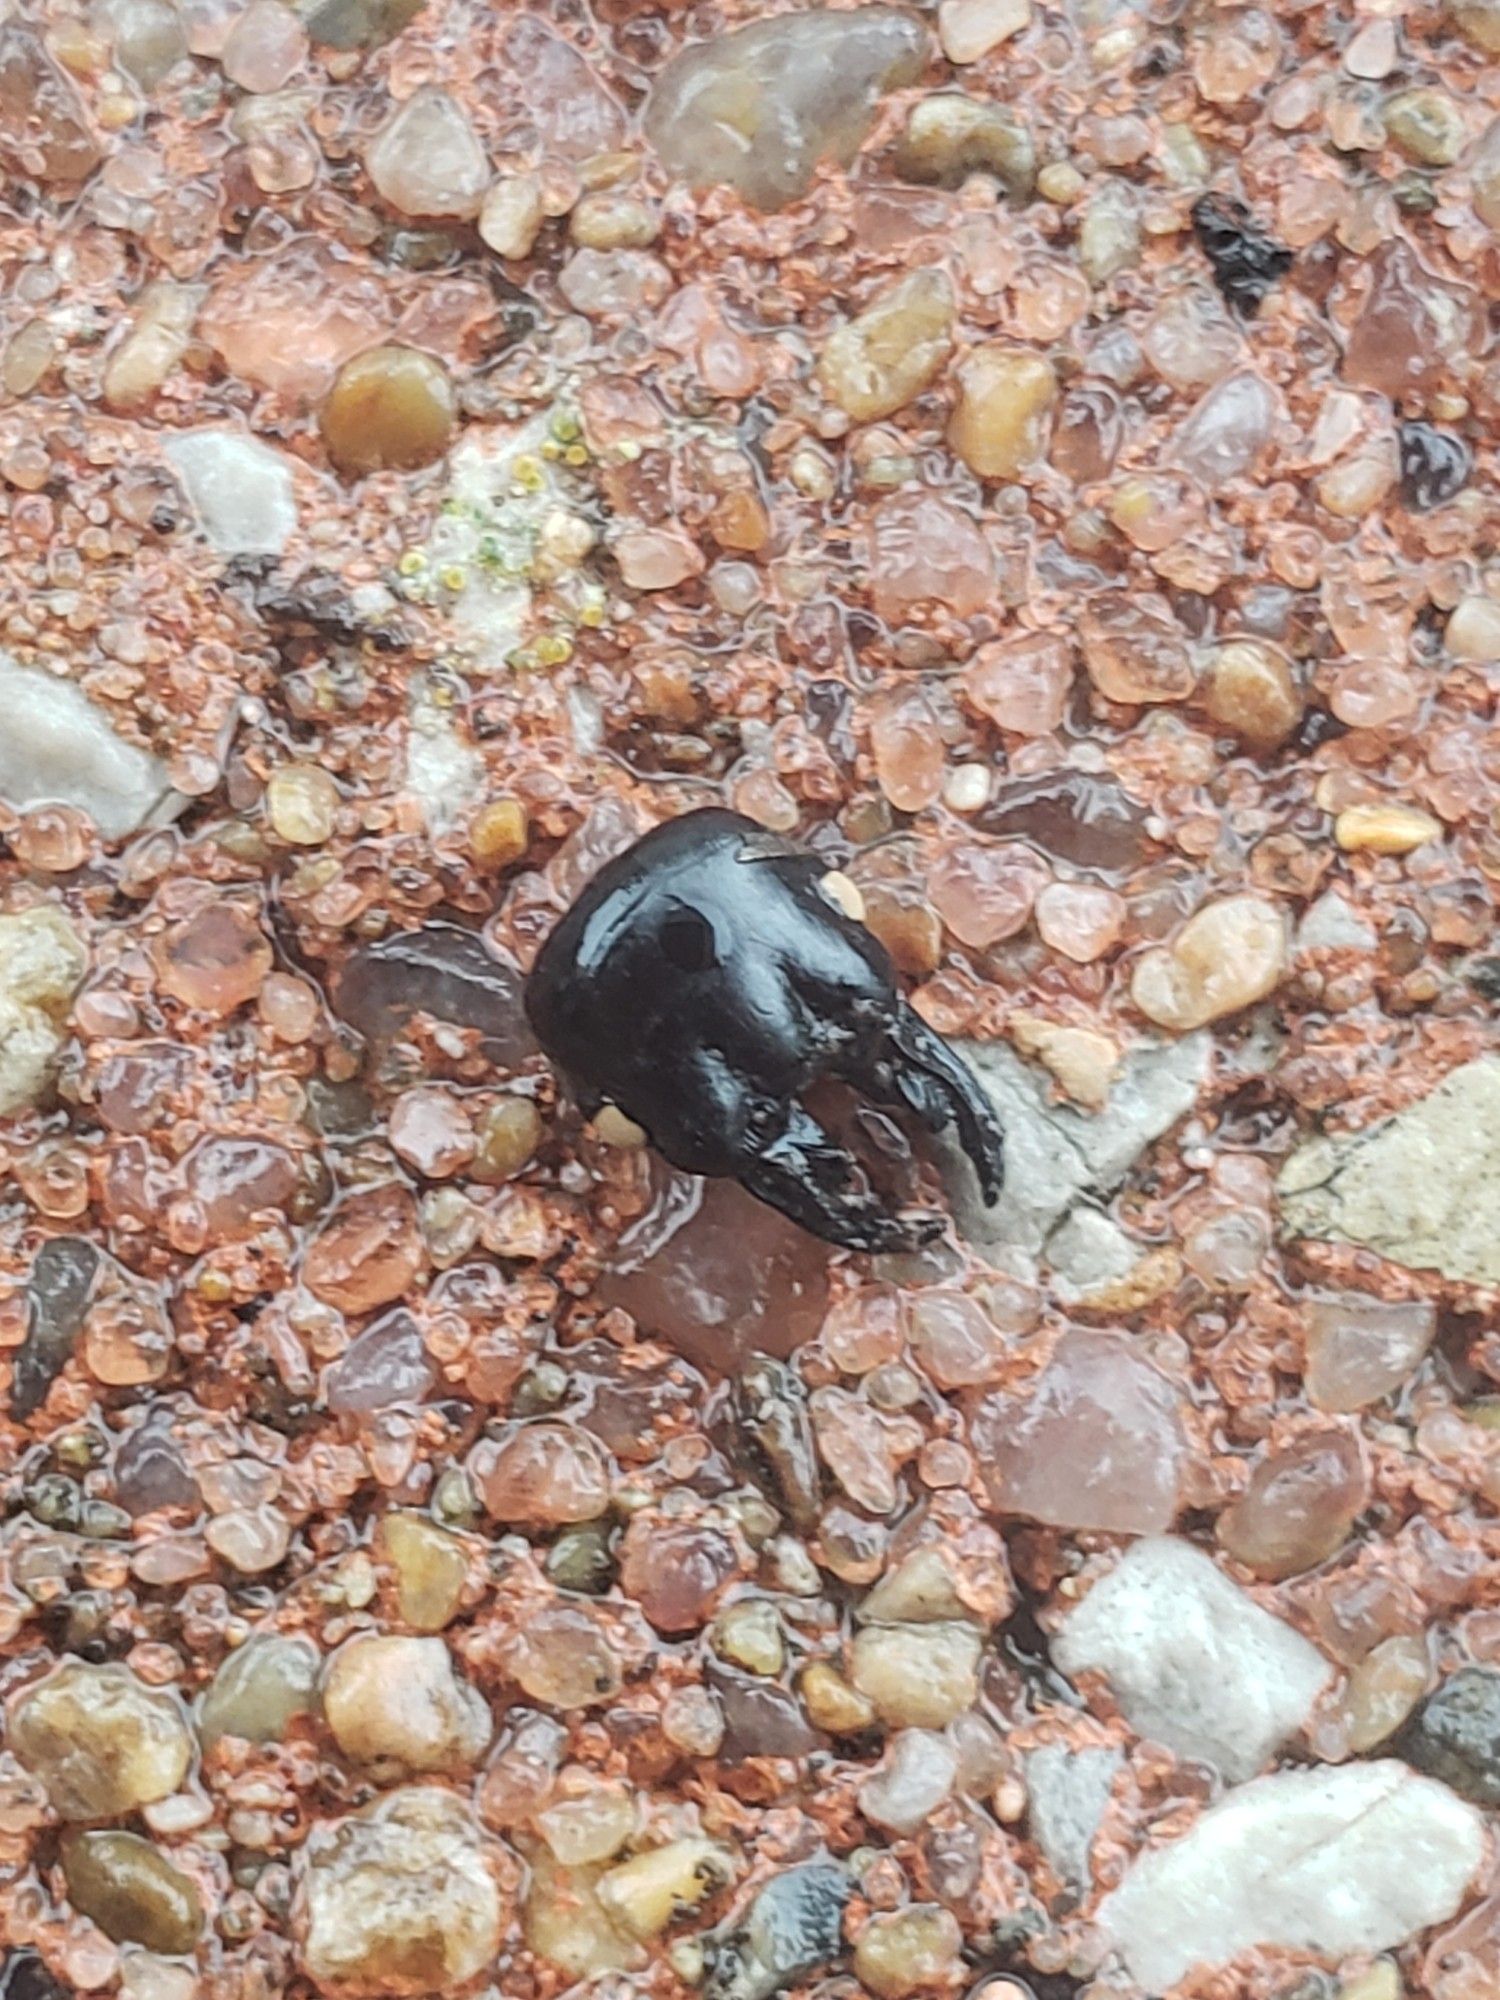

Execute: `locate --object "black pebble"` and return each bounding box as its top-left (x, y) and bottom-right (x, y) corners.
top-left (1393, 1665), bottom-right (1500, 1807)
top-left (2, 1957), bottom-right (68, 2000)
top-left (1191, 193), bottom-right (1293, 317)
top-left (1398, 421), bottom-right (1472, 510)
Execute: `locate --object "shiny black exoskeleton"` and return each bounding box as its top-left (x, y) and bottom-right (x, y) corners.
top-left (525, 808), bottom-right (1005, 1253)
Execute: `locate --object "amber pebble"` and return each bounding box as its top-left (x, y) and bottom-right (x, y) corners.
top-left (320, 344), bottom-right (457, 476)
top-left (302, 1183), bottom-right (426, 1314)
top-left (1217, 1430), bottom-right (1368, 1580)
top-left (1204, 639), bottom-right (1303, 748)
top-left (153, 903), bottom-right (272, 1016)
top-left (62, 1831), bottom-right (203, 1955)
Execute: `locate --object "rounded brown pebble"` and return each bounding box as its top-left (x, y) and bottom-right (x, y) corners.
top-left (320, 345), bottom-right (457, 476)
top-left (62, 1830), bottom-right (203, 1955)
top-left (1203, 640), bottom-right (1304, 748)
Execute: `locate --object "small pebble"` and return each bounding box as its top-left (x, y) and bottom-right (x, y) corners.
top-left (321, 346), bottom-right (457, 476)
top-left (1131, 895), bottom-right (1288, 1030)
top-left (10, 1662), bottom-right (192, 1819)
top-left (948, 346), bottom-right (1056, 479)
top-left (854, 1905), bottom-right (964, 1998)
top-left (818, 270), bottom-right (954, 422)
top-left (480, 173), bottom-right (546, 260)
top-left (1334, 803), bottom-right (1442, 855)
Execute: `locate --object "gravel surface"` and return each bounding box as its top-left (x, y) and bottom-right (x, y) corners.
top-left (2, 2), bottom-right (1500, 1998)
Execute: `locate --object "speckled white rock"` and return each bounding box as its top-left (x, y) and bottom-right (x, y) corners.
top-left (164, 429), bottom-right (299, 557)
top-left (299, 1786), bottom-right (503, 1995)
top-left (946, 1034), bottom-right (1209, 1256)
top-left (1054, 1537), bottom-right (1330, 1782)
top-left (10, 1660), bottom-right (193, 1819)
top-left (404, 701), bottom-right (484, 834)
top-left (1279, 1057), bottom-right (1500, 1286)
top-left (0, 905), bottom-right (88, 1116)
top-left (424, 412), bottom-right (600, 671)
top-left (1100, 1761), bottom-right (1486, 1990)
top-left (1025, 1742), bottom-right (1122, 1886)
top-left (0, 656), bottom-right (172, 839)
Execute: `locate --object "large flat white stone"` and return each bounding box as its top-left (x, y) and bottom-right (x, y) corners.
top-left (0, 657), bottom-right (170, 840)
top-left (948, 1034), bottom-right (1209, 1257)
top-left (1101, 1761), bottom-right (1487, 1992)
top-left (1278, 1056), bottom-right (1500, 1285)
top-left (1053, 1537), bottom-right (1330, 1782)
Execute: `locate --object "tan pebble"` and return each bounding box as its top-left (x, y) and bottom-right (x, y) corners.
top-left (537, 1779), bottom-right (636, 1867)
top-left (570, 192), bottom-right (658, 250)
top-left (1383, 88), bottom-right (1466, 166)
top-left (712, 1599), bottom-right (785, 1675)
top-left (470, 797), bottom-right (529, 869)
top-left (9, 1662), bottom-right (192, 1820)
top-left (382, 1512), bottom-right (469, 1631)
top-left (525, 1847), bottom-right (644, 1977)
top-left (1203, 639), bottom-right (1304, 747)
top-left (819, 870), bottom-right (867, 923)
top-left (1079, 178), bottom-right (1142, 283)
top-left (1038, 161), bottom-right (1084, 202)
top-left (1343, 1635), bottom-right (1429, 1754)
top-left (1334, 804), bottom-right (1442, 855)
top-left (303, 1788), bottom-right (503, 1992)
top-left (850, 1622), bottom-right (982, 1728)
top-left (102, 281), bottom-right (202, 411)
top-left (1317, 444), bottom-right (1398, 519)
top-left (593, 1103), bottom-right (648, 1149)
top-left (799, 1659), bottom-right (878, 1734)
top-left (1451, 0), bottom-right (1500, 54)
top-left (948, 345), bottom-right (1056, 479)
top-left (323, 1633), bottom-right (491, 1773)
top-left (480, 173), bottom-right (546, 259)
top-left (938, 0), bottom-right (1031, 62)
top-left (1131, 895), bottom-right (1288, 1031)
top-left (1340, 1962), bottom-right (1402, 2000)
top-left (1445, 594), bottom-right (1500, 662)
top-left (855, 1906), bottom-right (964, 2000)
top-left (597, 1838), bottom-right (735, 1941)
top-left (266, 763), bottom-right (338, 844)
top-left (817, 270), bottom-right (954, 423)
top-left (1075, 1246), bottom-right (1183, 1315)
top-left (859, 1546), bottom-right (967, 1623)
top-left (893, 95), bottom-right (1035, 199)
top-left (1008, 1015), bottom-right (1119, 1111)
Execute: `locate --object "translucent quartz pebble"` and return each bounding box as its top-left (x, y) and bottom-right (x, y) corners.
top-left (646, 9), bottom-right (927, 212)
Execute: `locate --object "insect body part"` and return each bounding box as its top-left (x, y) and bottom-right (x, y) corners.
top-left (525, 808), bottom-right (1005, 1253)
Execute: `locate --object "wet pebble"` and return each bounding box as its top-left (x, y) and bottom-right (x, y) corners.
top-left (321, 346), bottom-right (457, 477)
top-left (10, 1662), bottom-right (193, 1820)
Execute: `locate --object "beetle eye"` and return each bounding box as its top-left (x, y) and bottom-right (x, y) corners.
top-left (659, 907), bottom-right (718, 973)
